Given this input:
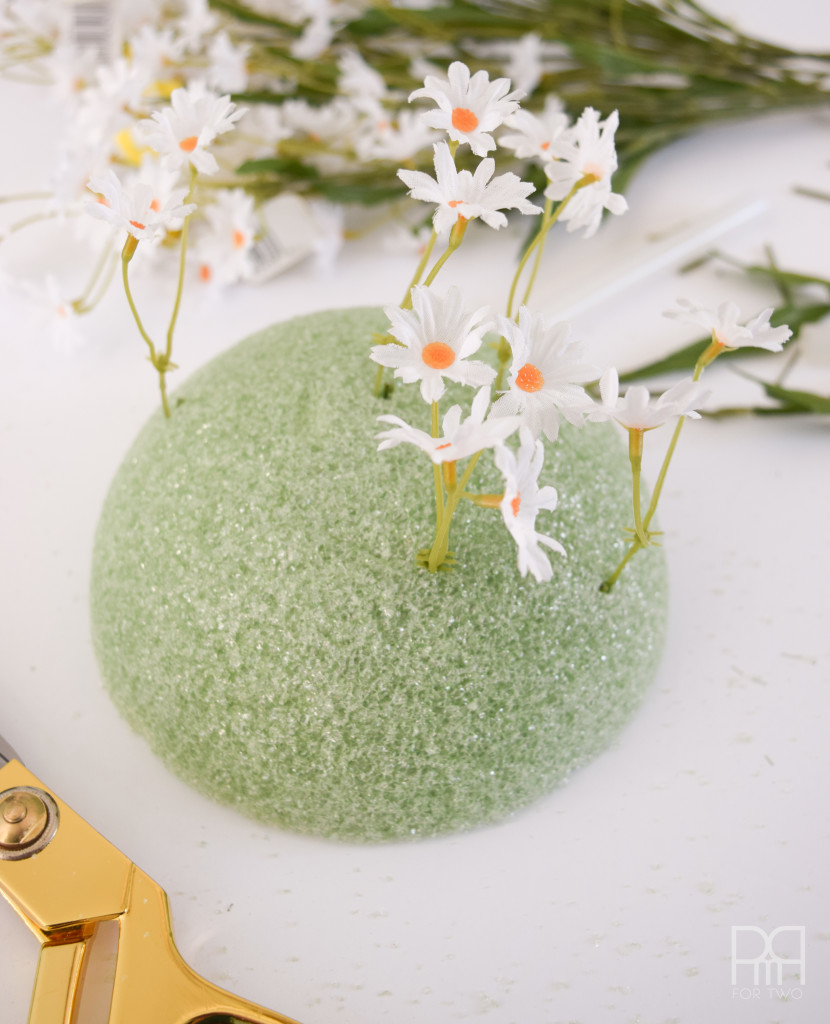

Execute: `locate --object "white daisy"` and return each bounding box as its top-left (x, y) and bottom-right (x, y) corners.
top-left (86, 168), bottom-right (195, 241)
top-left (176, 0), bottom-right (220, 52)
top-left (494, 428), bottom-right (565, 583)
top-left (544, 107), bottom-right (627, 237)
top-left (665, 299), bottom-right (792, 353)
top-left (590, 368), bottom-right (706, 431)
top-left (338, 49), bottom-right (389, 113)
top-left (355, 106), bottom-right (439, 163)
top-left (502, 33), bottom-right (545, 96)
top-left (138, 85), bottom-right (245, 176)
top-left (491, 308), bottom-right (597, 442)
top-left (409, 60), bottom-right (523, 156)
top-left (371, 285), bottom-right (496, 403)
top-left (377, 386), bottom-right (520, 464)
top-left (193, 189), bottom-right (257, 286)
top-left (206, 30), bottom-right (250, 94)
top-left (398, 141), bottom-right (540, 235)
top-left (500, 95), bottom-right (572, 163)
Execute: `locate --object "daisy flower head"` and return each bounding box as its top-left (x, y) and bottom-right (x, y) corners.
top-left (376, 386), bottom-right (521, 464)
top-left (408, 60), bottom-right (523, 156)
top-left (371, 285), bottom-right (496, 403)
top-left (590, 368), bottom-right (707, 431)
top-left (139, 84), bottom-right (245, 175)
top-left (500, 95), bottom-right (572, 163)
top-left (398, 141), bottom-right (540, 235)
top-left (665, 299), bottom-right (792, 353)
top-left (494, 428), bottom-right (565, 582)
top-left (193, 189), bottom-right (257, 286)
top-left (86, 168), bottom-right (196, 242)
top-left (491, 307), bottom-right (598, 442)
top-left (544, 107), bottom-right (627, 237)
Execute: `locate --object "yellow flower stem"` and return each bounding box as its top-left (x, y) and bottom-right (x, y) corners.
top-left (400, 228), bottom-right (438, 309)
top-left (467, 492), bottom-right (503, 508)
top-left (373, 363), bottom-right (386, 398)
top-left (428, 450), bottom-right (482, 572)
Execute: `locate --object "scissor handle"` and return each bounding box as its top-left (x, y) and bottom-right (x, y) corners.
top-left (0, 760), bottom-right (302, 1024)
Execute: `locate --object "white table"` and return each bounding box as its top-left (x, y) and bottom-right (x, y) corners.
top-left (1, 3), bottom-right (828, 1021)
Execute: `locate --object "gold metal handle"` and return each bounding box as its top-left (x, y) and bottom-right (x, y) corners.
top-left (0, 760), bottom-right (302, 1024)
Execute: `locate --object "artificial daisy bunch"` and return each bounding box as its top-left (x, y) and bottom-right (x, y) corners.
top-left (85, 84), bottom-right (245, 416)
top-left (370, 62), bottom-right (793, 589)
top-left (370, 61), bottom-right (629, 583)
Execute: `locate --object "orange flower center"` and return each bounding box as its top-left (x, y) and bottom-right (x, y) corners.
top-left (179, 135), bottom-right (198, 152)
top-left (436, 442), bottom-right (452, 450)
top-left (129, 219), bottom-right (146, 231)
top-left (149, 198), bottom-right (161, 212)
top-left (511, 493), bottom-right (521, 517)
top-left (448, 199), bottom-right (463, 208)
top-left (232, 228), bottom-right (246, 249)
top-left (451, 107), bottom-right (479, 133)
top-left (199, 264), bottom-right (212, 282)
top-left (515, 363), bottom-right (545, 392)
top-left (541, 141), bottom-right (550, 151)
top-left (421, 342), bottom-right (455, 369)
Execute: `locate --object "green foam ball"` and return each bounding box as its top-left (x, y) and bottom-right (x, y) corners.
top-left (91, 307), bottom-right (667, 842)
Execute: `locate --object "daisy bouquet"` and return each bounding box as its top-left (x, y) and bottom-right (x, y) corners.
top-left (1, 0), bottom-right (828, 359)
top-left (370, 62), bottom-right (792, 591)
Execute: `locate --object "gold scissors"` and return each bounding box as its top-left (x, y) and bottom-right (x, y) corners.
top-left (0, 733), bottom-right (302, 1024)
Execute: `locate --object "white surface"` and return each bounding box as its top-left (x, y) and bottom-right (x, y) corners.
top-left (1, 6), bottom-right (829, 1023)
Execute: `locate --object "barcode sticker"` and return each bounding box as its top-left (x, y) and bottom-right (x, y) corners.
top-left (248, 195), bottom-right (319, 284)
top-left (67, 1), bottom-right (118, 64)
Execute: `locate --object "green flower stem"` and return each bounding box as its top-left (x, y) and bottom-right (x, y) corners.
top-left (427, 451), bottom-right (482, 573)
top-left (604, 338), bottom-right (723, 591)
top-left (121, 238), bottom-right (156, 357)
top-left (400, 228), bottom-right (438, 309)
top-left (506, 177), bottom-right (591, 320)
top-left (628, 429), bottom-right (648, 547)
top-left (0, 191), bottom-right (52, 203)
top-left (422, 216), bottom-right (468, 289)
top-left (164, 167), bottom-right (197, 363)
top-left (73, 238), bottom-right (117, 314)
top-left (643, 341), bottom-right (718, 529)
top-left (431, 400), bottom-right (444, 530)
top-left (121, 237), bottom-right (171, 419)
top-left (520, 197), bottom-right (554, 308)
top-left (599, 539), bottom-right (641, 593)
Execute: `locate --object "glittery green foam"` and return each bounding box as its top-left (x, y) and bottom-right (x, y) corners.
top-left (90, 307), bottom-right (668, 842)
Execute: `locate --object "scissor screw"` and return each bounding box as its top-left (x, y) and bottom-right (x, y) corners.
top-left (0, 787), bottom-right (58, 860)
